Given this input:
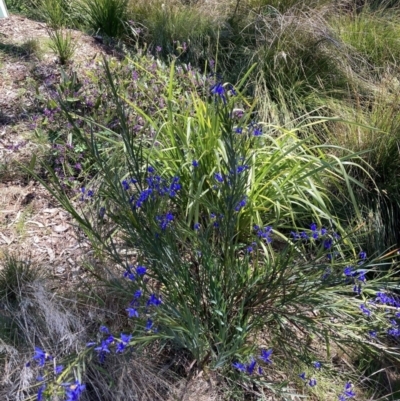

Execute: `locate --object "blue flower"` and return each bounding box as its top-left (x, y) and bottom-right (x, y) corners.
top-left (344, 266), bottom-right (356, 277)
top-left (313, 361), bottom-right (321, 369)
top-left (120, 333), bottom-right (132, 344)
top-left (246, 357), bottom-right (257, 375)
top-left (388, 326), bottom-right (400, 337)
top-left (249, 122), bottom-right (262, 136)
top-left (232, 362), bottom-right (246, 372)
top-left (99, 325), bottom-right (109, 334)
top-left (194, 223), bottom-right (201, 230)
top-left (310, 223), bottom-right (319, 239)
top-left (156, 212), bottom-right (174, 231)
top-left (33, 347), bottom-right (51, 367)
top-left (300, 231), bottom-right (309, 240)
top-left (55, 365), bottom-right (64, 375)
top-left (116, 333), bottom-right (132, 353)
top-left (376, 291), bottom-right (399, 306)
top-left (320, 227), bottom-right (327, 235)
top-left (308, 378), bottom-right (317, 387)
top-left (147, 166), bottom-right (155, 173)
top-left (369, 330), bottom-right (377, 338)
top-left (147, 294), bottom-right (162, 307)
top-left (210, 82), bottom-right (226, 104)
top-left (122, 180), bottom-right (130, 190)
top-left (236, 165), bottom-right (249, 174)
top-left (260, 349), bottom-right (273, 364)
top-left (94, 339), bottom-right (112, 363)
top-left (214, 172), bottom-right (224, 183)
top-left (133, 188), bottom-right (153, 208)
top-left (235, 197), bottom-right (247, 212)
top-left (339, 382), bottom-right (356, 400)
top-left (291, 231), bottom-right (300, 240)
top-left (123, 267), bottom-right (135, 281)
top-left (168, 176), bottom-right (181, 197)
top-left (136, 266), bottom-right (147, 276)
top-left (359, 251), bottom-right (367, 260)
top-left (94, 340), bottom-right (112, 354)
top-left (254, 225), bottom-right (273, 243)
top-left (358, 270), bottom-right (366, 282)
top-left (145, 319), bottom-right (153, 331)
top-left (64, 381), bottom-right (85, 401)
top-left (323, 238), bottom-right (333, 249)
top-left (321, 268), bottom-right (331, 280)
top-left (235, 127), bottom-right (243, 134)
top-left (192, 160), bottom-right (199, 167)
top-left (299, 372), bottom-right (306, 380)
top-left (37, 384), bottom-right (46, 401)
top-left (253, 127), bottom-right (262, 136)
top-left (126, 307), bottom-right (139, 318)
top-left (360, 304), bottom-right (371, 317)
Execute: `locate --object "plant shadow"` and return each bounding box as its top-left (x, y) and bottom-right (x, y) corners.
top-left (0, 39), bottom-right (40, 61)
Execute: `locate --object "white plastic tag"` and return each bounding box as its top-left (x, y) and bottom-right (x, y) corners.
top-left (0, 0), bottom-right (9, 18)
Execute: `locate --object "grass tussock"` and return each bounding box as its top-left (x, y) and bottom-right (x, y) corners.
top-left (335, 6), bottom-right (400, 72)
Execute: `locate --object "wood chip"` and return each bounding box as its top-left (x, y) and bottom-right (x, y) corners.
top-left (0, 232), bottom-right (12, 245)
top-left (43, 208), bottom-right (59, 214)
top-left (46, 247), bottom-right (55, 262)
top-left (52, 224), bottom-right (69, 233)
top-left (27, 220), bottom-right (44, 227)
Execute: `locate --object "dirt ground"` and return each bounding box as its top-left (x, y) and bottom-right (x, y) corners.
top-left (0, 14), bottom-right (107, 281)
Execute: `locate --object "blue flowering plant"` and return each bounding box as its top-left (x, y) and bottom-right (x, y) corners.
top-left (29, 59), bottom-right (400, 398)
top-left (25, 346), bottom-right (85, 401)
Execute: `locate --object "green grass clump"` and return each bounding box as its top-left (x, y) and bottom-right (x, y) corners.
top-left (0, 254), bottom-right (42, 347)
top-left (48, 28), bottom-right (75, 64)
top-left (75, 0), bottom-right (129, 37)
top-left (129, 0), bottom-right (218, 62)
top-left (335, 7), bottom-right (400, 72)
top-left (4, 0), bottom-right (35, 16)
top-left (324, 81), bottom-right (400, 253)
top-left (0, 253), bottom-right (41, 304)
top-left (49, 29), bottom-right (75, 65)
top-left (222, 5), bottom-right (359, 123)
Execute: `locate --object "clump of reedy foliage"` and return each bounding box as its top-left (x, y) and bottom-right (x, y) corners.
top-left (26, 58), bottom-right (400, 399)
